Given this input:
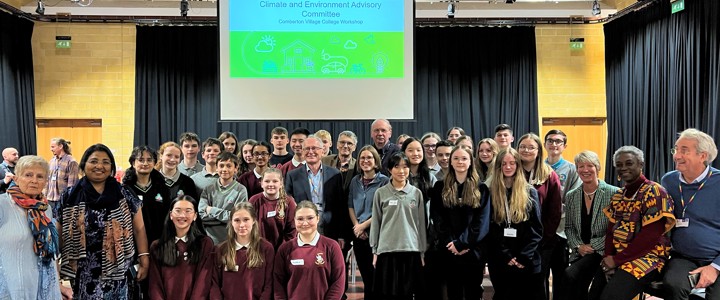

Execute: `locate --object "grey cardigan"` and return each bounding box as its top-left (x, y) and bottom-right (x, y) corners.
top-left (565, 180), bottom-right (620, 261)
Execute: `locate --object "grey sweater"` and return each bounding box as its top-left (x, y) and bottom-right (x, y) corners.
top-left (198, 180), bottom-right (248, 244)
top-left (369, 182), bottom-right (427, 255)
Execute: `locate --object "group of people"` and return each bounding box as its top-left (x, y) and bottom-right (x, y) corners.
top-left (0, 120), bottom-right (718, 300)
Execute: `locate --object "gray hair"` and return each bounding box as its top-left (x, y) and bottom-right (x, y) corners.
top-left (338, 130), bottom-right (358, 144)
top-left (574, 150), bottom-right (601, 172)
top-left (613, 146), bottom-right (644, 165)
top-left (678, 128), bottom-right (717, 165)
top-left (371, 119), bottom-right (392, 130)
top-left (14, 155), bottom-right (50, 179)
top-left (303, 135), bottom-right (325, 149)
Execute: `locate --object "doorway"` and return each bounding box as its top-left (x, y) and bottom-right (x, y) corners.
top-left (36, 119), bottom-right (103, 163)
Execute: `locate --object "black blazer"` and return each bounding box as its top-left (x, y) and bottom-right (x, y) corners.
top-left (285, 165), bottom-right (350, 240)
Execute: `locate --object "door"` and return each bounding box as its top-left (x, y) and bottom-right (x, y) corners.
top-left (36, 119), bottom-right (103, 163)
top-left (540, 118), bottom-right (608, 180)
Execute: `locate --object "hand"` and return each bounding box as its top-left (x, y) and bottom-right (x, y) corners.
top-left (205, 206), bottom-right (212, 214)
top-left (60, 284), bottom-right (73, 300)
top-left (373, 254), bottom-right (377, 268)
top-left (136, 256), bottom-right (149, 281)
top-left (447, 242), bottom-right (459, 254)
top-left (578, 244), bottom-right (595, 256)
top-left (508, 257), bottom-right (524, 269)
top-left (421, 257), bottom-right (425, 267)
top-left (601, 256), bottom-right (616, 272)
top-left (352, 224), bottom-right (365, 238)
top-left (358, 232), bottom-right (368, 240)
top-left (3, 173), bottom-right (13, 184)
top-left (689, 265), bottom-right (720, 288)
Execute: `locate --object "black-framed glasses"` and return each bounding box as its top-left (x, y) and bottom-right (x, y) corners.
top-left (545, 139), bottom-right (565, 146)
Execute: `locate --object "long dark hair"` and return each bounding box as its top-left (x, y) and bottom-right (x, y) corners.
top-left (152, 195), bottom-right (207, 266)
top-left (122, 146), bottom-right (157, 184)
top-left (401, 137), bottom-right (433, 196)
top-left (79, 144), bottom-right (117, 177)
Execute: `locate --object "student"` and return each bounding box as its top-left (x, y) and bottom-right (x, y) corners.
top-left (446, 127), bottom-right (465, 144)
top-left (370, 153), bottom-right (427, 300)
top-left (494, 124), bottom-right (514, 150)
top-left (396, 134), bottom-right (410, 147)
top-left (486, 148), bottom-right (544, 300)
top-left (279, 128), bottom-right (310, 177)
top-left (455, 135), bottom-right (474, 152)
top-left (190, 138), bottom-right (224, 196)
top-left (348, 145), bottom-right (390, 300)
top-left (238, 139), bottom-right (258, 175)
top-left (315, 129), bottom-right (333, 157)
top-left (199, 152), bottom-right (249, 244)
top-left (401, 137), bottom-right (437, 205)
top-left (238, 141), bottom-right (272, 197)
top-left (476, 138), bottom-right (499, 182)
top-left (269, 127), bottom-right (292, 168)
top-left (148, 196), bottom-right (214, 300)
top-left (430, 146), bottom-right (491, 300)
top-left (219, 131), bottom-right (240, 157)
top-left (211, 203), bottom-right (275, 300)
top-left (435, 140), bottom-right (454, 180)
top-left (179, 132), bottom-right (204, 177)
top-left (274, 201), bottom-right (346, 300)
top-left (420, 132), bottom-right (442, 178)
top-left (248, 168), bottom-right (297, 250)
top-left (156, 141), bottom-right (199, 201)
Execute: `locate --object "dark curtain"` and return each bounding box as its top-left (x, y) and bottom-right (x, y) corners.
top-left (0, 12), bottom-right (37, 155)
top-left (604, 0), bottom-right (720, 183)
top-left (135, 26), bottom-right (539, 149)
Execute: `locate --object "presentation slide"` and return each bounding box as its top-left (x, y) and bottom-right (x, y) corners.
top-left (219, 0), bottom-right (415, 120)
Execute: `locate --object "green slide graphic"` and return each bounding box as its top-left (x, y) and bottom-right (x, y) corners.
top-left (230, 31), bottom-right (404, 78)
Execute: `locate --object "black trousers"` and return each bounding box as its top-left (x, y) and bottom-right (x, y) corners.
top-left (663, 254), bottom-right (720, 300)
top-left (489, 262), bottom-right (546, 300)
top-left (353, 237), bottom-right (376, 300)
top-left (595, 268), bottom-right (659, 300)
top-left (541, 236), bottom-right (569, 300)
top-left (564, 253), bottom-right (605, 300)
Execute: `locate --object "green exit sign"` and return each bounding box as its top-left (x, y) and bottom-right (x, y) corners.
top-left (671, 0), bottom-right (685, 14)
top-left (55, 40), bottom-right (71, 48)
top-left (570, 42), bottom-right (584, 50)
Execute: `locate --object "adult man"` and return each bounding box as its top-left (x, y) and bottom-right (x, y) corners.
top-left (280, 128), bottom-right (310, 177)
top-left (371, 119), bottom-right (400, 173)
top-left (321, 130), bottom-right (357, 192)
top-left (542, 129), bottom-right (581, 300)
top-left (45, 138), bottom-right (79, 214)
top-left (178, 132), bottom-right (204, 176)
top-left (662, 128), bottom-right (720, 300)
top-left (435, 140), bottom-right (453, 180)
top-left (285, 135), bottom-right (350, 243)
top-left (0, 147), bottom-right (19, 194)
top-left (494, 124), bottom-right (514, 150)
top-left (191, 138), bottom-right (224, 196)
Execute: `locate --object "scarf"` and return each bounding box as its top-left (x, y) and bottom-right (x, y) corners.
top-left (7, 186), bottom-right (59, 262)
top-left (60, 176), bottom-right (138, 280)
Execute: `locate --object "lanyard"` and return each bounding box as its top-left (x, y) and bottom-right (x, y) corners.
top-left (504, 197), bottom-right (512, 228)
top-left (679, 170), bottom-right (712, 218)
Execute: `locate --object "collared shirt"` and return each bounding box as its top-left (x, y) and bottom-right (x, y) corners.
top-left (191, 168), bottom-right (220, 196)
top-left (45, 153), bottom-right (79, 201)
top-left (428, 162), bottom-right (441, 178)
top-left (679, 165), bottom-right (711, 184)
top-left (306, 164), bottom-right (324, 213)
top-left (291, 158), bottom-right (303, 167)
top-left (175, 235), bottom-right (188, 243)
top-left (179, 160), bottom-right (204, 177)
top-left (235, 241), bottom-right (250, 250)
top-left (297, 231), bottom-right (321, 246)
top-left (253, 168), bottom-right (262, 179)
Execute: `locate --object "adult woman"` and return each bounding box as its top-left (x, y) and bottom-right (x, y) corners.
top-left (248, 168), bottom-right (297, 250)
top-left (148, 196), bottom-right (214, 299)
top-left (455, 135), bottom-right (474, 152)
top-left (486, 148), bottom-right (544, 300)
top-left (420, 132), bottom-right (442, 178)
top-left (212, 203), bottom-right (275, 300)
top-left (517, 133), bottom-right (563, 297)
top-left (0, 155), bottom-right (70, 299)
top-left (563, 150), bottom-right (620, 300)
top-left (596, 146), bottom-right (675, 300)
top-left (238, 139), bottom-right (258, 175)
top-left (430, 147), bottom-right (490, 300)
top-left (274, 201), bottom-right (345, 300)
top-left (60, 144), bottom-right (149, 299)
top-left (348, 145), bottom-right (389, 300)
top-left (475, 138), bottom-right (499, 182)
top-left (219, 131), bottom-right (240, 157)
top-left (370, 153), bottom-right (427, 300)
top-left (155, 141), bottom-right (199, 200)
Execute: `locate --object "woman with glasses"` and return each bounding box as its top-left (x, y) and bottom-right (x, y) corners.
top-left (517, 133), bottom-right (563, 298)
top-left (274, 201), bottom-right (346, 300)
top-left (60, 144), bottom-right (149, 299)
top-left (564, 151), bottom-right (620, 300)
top-left (148, 196), bottom-right (214, 299)
top-left (594, 146), bottom-right (675, 300)
top-left (238, 141), bottom-right (272, 197)
top-left (420, 132), bottom-right (442, 179)
top-left (475, 138), bottom-right (499, 182)
top-left (486, 148), bottom-right (544, 300)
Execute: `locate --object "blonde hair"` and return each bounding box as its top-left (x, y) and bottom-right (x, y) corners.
top-left (218, 203), bottom-right (265, 270)
top-left (261, 168), bottom-right (288, 219)
top-left (315, 130), bottom-right (332, 144)
top-left (475, 138), bottom-right (499, 180)
top-left (442, 147), bottom-right (482, 208)
top-left (489, 148), bottom-right (531, 224)
top-left (155, 141), bottom-right (182, 171)
top-left (518, 133), bottom-right (552, 185)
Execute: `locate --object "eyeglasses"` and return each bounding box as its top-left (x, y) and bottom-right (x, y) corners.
top-left (172, 208), bottom-right (195, 216)
top-left (135, 158), bottom-right (155, 164)
top-left (253, 152), bottom-right (270, 157)
top-left (545, 139), bottom-right (565, 146)
top-left (518, 145), bottom-right (538, 152)
top-left (422, 144), bottom-right (437, 150)
top-left (295, 215), bottom-right (316, 224)
top-left (670, 147), bottom-right (695, 155)
top-left (303, 147), bottom-right (323, 152)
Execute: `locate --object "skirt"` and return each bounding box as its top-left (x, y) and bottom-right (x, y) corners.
top-left (373, 252), bottom-right (424, 297)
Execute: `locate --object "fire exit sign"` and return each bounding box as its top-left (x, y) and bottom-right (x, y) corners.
top-left (671, 0), bottom-right (685, 14)
top-left (56, 36), bottom-right (71, 49)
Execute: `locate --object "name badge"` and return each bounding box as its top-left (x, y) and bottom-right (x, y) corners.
top-left (504, 228), bottom-right (517, 238)
top-left (290, 259), bottom-right (305, 266)
top-left (389, 200), bottom-right (398, 206)
top-left (267, 211), bottom-right (277, 218)
top-left (676, 218), bottom-right (690, 228)
top-left (138, 195), bottom-right (144, 201)
top-left (51, 175), bottom-right (57, 181)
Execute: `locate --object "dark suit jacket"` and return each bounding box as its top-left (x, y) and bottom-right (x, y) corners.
top-left (285, 164), bottom-right (350, 241)
top-left (321, 154), bottom-right (356, 193)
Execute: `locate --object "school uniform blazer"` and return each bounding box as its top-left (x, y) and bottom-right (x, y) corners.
top-left (565, 180), bottom-right (620, 261)
top-left (285, 165), bottom-right (350, 241)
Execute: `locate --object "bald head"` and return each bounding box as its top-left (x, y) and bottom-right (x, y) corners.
top-left (2, 148), bottom-right (19, 165)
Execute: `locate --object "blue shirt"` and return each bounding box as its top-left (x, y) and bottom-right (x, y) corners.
top-left (348, 173), bottom-right (389, 223)
top-left (306, 165), bottom-right (324, 213)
